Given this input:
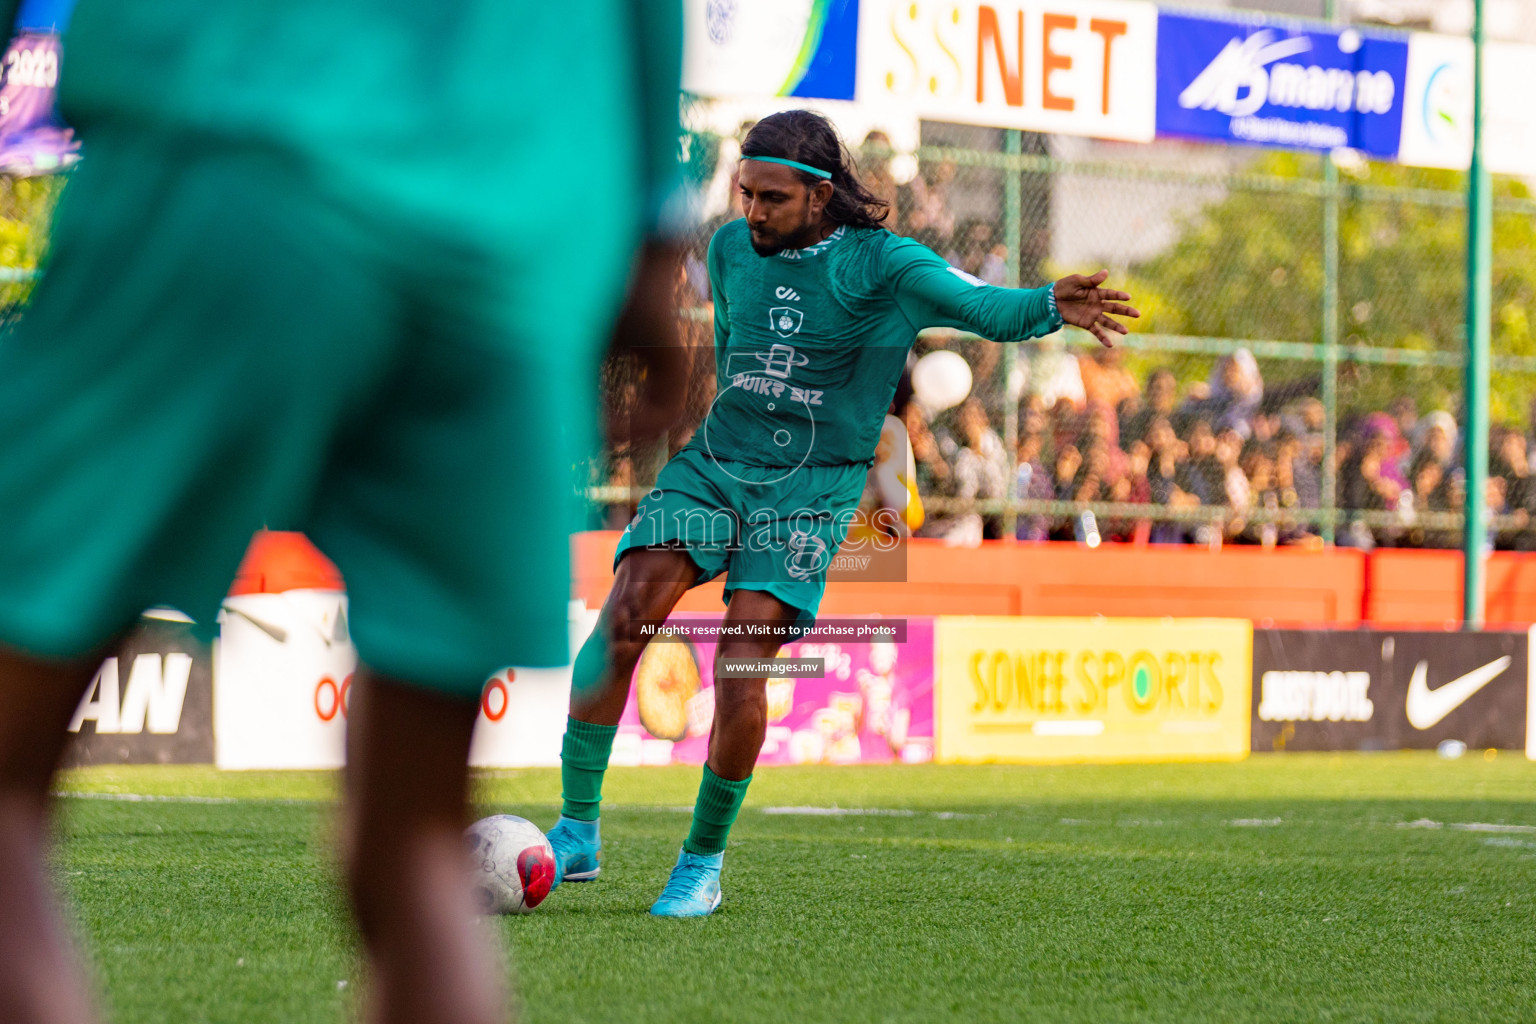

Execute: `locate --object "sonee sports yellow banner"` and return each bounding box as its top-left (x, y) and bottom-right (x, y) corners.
top-left (935, 617), bottom-right (1253, 763)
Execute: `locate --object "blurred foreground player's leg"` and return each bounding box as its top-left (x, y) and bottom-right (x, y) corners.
top-left (343, 673), bottom-right (505, 1024)
top-left (0, 647), bottom-right (109, 1024)
top-left (0, 1), bottom-right (689, 1021)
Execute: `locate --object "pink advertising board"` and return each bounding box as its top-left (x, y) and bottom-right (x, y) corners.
top-left (611, 616), bottom-right (934, 767)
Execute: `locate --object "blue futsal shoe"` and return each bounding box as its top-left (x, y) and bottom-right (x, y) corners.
top-left (547, 816), bottom-right (602, 888)
top-left (649, 848), bottom-right (724, 917)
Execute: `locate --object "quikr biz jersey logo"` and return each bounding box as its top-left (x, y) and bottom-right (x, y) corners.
top-left (756, 342), bottom-right (809, 379)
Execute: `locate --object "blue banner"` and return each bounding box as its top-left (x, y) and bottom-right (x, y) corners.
top-left (687, 0), bottom-right (858, 101)
top-left (15, 0), bottom-right (74, 33)
top-left (787, 0), bottom-right (858, 101)
top-left (1155, 11), bottom-right (1409, 157)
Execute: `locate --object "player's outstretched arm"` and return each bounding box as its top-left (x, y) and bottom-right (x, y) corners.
top-left (1054, 270), bottom-right (1140, 347)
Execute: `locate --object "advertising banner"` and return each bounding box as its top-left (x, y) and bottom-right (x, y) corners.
top-left (214, 590), bottom-right (356, 770)
top-left (608, 615), bottom-right (935, 767)
top-left (62, 612), bottom-right (213, 766)
top-left (1251, 629), bottom-right (1530, 752)
top-left (0, 0), bottom-right (80, 176)
top-left (934, 617), bottom-right (1252, 763)
top-left (857, 0), bottom-right (1157, 142)
top-left (0, 28), bottom-right (78, 174)
top-left (467, 603), bottom-right (598, 769)
top-left (1396, 33), bottom-right (1536, 178)
top-left (684, 0), bottom-right (860, 101)
top-left (1528, 625), bottom-right (1536, 761)
top-left (466, 665), bottom-right (574, 768)
top-left (1155, 11), bottom-right (1408, 157)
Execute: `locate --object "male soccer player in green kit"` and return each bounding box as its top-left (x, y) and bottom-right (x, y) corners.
top-left (547, 109), bottom-right (1139, 918)
top-left (0, 2), bottom-right (686, 1023)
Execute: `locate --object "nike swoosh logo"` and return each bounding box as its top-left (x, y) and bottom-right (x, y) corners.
top-left (224, 607), bottom-right (289, 644)
top-left (1405, 656), bottom-right (1511, 730)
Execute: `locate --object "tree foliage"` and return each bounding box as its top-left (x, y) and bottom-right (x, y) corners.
top-left (1128, 151), bottom-right (1536, 426)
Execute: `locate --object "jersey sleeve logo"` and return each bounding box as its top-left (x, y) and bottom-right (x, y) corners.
top-left (768, 306), bottom-right (804, 338)
top-left (947, 266), bottom-right (987, 288)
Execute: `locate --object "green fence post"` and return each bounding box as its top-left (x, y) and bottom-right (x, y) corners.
top-left (1002, 129), bottom-right (1022, 539)
top-left (1464, 0), bottom-right (1491, 627)
top-left (1322, 157), bottom-right (1340, 546)
top-left (1320, 0), bottom-right (1339, 545)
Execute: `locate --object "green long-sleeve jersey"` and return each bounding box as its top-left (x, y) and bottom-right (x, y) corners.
top-left (693, 218), bottom-right (1062, 469)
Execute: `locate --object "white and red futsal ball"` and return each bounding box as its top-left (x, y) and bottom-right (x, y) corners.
top-left (464, 814), bottom-right (556, 914)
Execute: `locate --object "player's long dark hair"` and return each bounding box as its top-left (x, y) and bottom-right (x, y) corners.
top-left (741, 110), bottom-right (890, 230)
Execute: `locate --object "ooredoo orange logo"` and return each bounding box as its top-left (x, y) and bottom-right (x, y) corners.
top-left (314, 674), bottom-right (353, 722)
top-left (481, 671), bottom-right (516, 722)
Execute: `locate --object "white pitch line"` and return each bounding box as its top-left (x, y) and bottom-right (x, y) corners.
top-left (55, 791), bottom-right (241, 804)
top-left (1394, 820), bottom-right (1536, 833)
top-left (757, 806), bottom-right (987, 820)
top-left (761, 806), bottom-right (917, 817)
top-left (1451, 822), bottom-right (1536, 834)
top-left (52, 791), bottom-right (321, 805)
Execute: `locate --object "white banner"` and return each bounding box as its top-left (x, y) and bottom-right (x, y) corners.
top-left (214, 591), bottom-right (595, 770)
top-left (214, 590), bottom-right (356, 770)
top-left (467, 605), bottom-right (597, 768)
top-left (1398, 32), bottom-right (1536, 177)
top-left (857, 0), bottom-right (1158, 142)
top-left (683, 0), bottom-right (857, 100)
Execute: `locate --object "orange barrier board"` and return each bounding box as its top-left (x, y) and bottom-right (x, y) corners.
top-left (1365, 549), bottom-right (1536, 627)
top-left (243, 531), bottom-right (1536, 629)
top-left (571, 533), bottom-right (1366, 626)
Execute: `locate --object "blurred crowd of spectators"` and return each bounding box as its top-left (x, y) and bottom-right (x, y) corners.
top-left (902, 342), bottom-right (1535, 550)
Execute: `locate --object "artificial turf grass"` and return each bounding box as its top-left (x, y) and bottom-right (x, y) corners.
top-left (54, 756), bottom-right (1536, 1024)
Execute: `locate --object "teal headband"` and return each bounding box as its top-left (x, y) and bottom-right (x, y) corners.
top-left (743, 155), bottom-right (833, 180)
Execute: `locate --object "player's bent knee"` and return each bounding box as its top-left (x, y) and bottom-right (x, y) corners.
top-left (711, 677), bottom-right (769, 718)
top-left (605, 585), bottom-right (674, 635)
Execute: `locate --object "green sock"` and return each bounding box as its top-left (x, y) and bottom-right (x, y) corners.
top-left (560, 717), bottom-right (617, 821)
top-left (683, 766), bottom-right (752, 856)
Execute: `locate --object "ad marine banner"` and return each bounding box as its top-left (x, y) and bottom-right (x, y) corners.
top-left (1154, 9), bottom-right (1409, 158)
top-left (934, 616), bottom-right (1252, 763)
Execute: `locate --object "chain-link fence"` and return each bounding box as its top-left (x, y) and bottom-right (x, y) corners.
top-left (0, 173), bottom-right (60, 320)
top-left (592, 98), bottom-right (1536, 552)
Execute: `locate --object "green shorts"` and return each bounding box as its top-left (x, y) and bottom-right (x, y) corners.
top-left (0, 129), bottom-right (632, 696)
top-left (613, 446), bottom-right (868, 626)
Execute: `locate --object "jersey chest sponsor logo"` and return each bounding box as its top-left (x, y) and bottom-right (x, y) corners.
top-left (775, 286), bottom-right (801, 301)
top-left (731, 344), bottom-right (823, 406)
top-left (731, 373), bottom-right (824, 407)
top-left (756, 342), bottom-right (809, 379)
